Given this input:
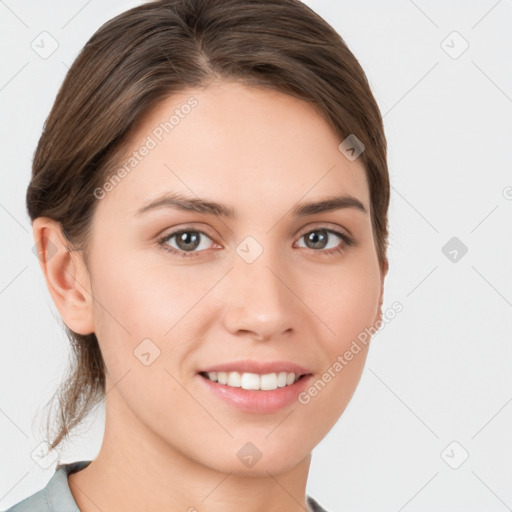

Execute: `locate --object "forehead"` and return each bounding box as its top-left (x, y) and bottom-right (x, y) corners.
top-left (97, 80), bottom-right (370, 220)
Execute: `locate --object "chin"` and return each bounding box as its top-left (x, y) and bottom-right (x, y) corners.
top-left (198, 439), bottom-right (310, 476)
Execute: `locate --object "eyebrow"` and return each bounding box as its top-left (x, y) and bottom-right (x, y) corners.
top-left (134, 192), bottom-right (367, 218)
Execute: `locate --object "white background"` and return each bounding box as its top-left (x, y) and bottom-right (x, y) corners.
top-left (1, 1), bottom-right (511, 511)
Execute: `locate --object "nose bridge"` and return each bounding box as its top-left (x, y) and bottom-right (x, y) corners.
top-left (224, 239), bottom-right (296, 338)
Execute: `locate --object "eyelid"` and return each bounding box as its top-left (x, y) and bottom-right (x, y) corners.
top-left (157, 220), bottom-right (350, 239)
top-left (296, 221), bottom-right (352, 238)
top-left (156, 223), bottom-right (216, 242)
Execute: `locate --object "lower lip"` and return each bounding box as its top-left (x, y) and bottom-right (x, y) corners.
top-left (197, 373), bottom-right (313, 414)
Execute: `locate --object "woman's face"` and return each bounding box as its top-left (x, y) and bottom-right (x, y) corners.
top-left (83, 80), bottom-right (385, 475)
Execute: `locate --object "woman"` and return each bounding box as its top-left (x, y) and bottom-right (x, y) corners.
top-left (6, 0), bottom-right (389, 510)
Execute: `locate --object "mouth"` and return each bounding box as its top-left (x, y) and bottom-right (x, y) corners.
top-left (197, 370), bottom-right (314, 413)
top-left (198, 370), bottom-right (310, 391)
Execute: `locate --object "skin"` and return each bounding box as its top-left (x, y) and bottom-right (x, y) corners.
top-left (34, 80), bottom-right (388, 512)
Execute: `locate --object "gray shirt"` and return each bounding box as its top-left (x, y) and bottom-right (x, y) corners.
top-left (3, 461), bottom-right (329, 512)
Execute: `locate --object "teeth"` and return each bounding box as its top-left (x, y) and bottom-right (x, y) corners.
top-left (205, 371), bottom-right (301, 391)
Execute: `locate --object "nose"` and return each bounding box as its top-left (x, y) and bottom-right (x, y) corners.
top-left (221, 247), bottom-right (298, 341)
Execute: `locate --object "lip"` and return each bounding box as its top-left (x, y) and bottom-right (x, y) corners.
top-left (197, 360), bottom-right (311, 376)
top-left (197, 372), bottom-right (314, 414)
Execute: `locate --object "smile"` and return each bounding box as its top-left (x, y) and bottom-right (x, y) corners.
top-left (200, 371), bottom-right (304, 391)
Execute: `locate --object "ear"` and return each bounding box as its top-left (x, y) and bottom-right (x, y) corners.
top-left (374, 257), bottom-right (389, 326)
top-left (32, 217), bottom-right (95, 335)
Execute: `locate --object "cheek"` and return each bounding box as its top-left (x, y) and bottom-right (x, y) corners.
top-left (88, 254), bottom-right (198, 434)
top-left (312, 258), bottom-right (381, 352)
top-left (90, 249), bottom-right (192, 337)
top-left (295, 272), bottom-right (377, 443)
top-left (89, 251), bottom-right (219, 380)
top-left (301, 255), bottom-right (380, 412)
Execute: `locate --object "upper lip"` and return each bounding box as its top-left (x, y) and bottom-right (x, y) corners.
top-left (198, 360), bottom-right (312, 376)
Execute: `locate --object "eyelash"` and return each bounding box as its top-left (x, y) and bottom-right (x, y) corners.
top-left (157, 227), bottom-right (355, 259)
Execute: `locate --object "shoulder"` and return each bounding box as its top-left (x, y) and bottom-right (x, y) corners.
top-left (2, 485), bottom-right (51, 512)
top-left (307, 494), bottom-right (330, 512)
top-left (2, 460), bottom-right (92, 512)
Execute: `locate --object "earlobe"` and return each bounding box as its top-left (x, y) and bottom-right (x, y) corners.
top-left (32, 217), bottom-right (95, 335)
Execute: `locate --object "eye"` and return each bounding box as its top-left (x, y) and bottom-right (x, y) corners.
top-left (158, 229), bottom-right (216, 258)
top-left (157, 226), bottom-right (355, 259)
top-left (295, 228), bottom-right (355, 256)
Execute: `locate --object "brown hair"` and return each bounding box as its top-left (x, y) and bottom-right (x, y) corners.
top-left (27, 0), bottom-right (390, 451)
